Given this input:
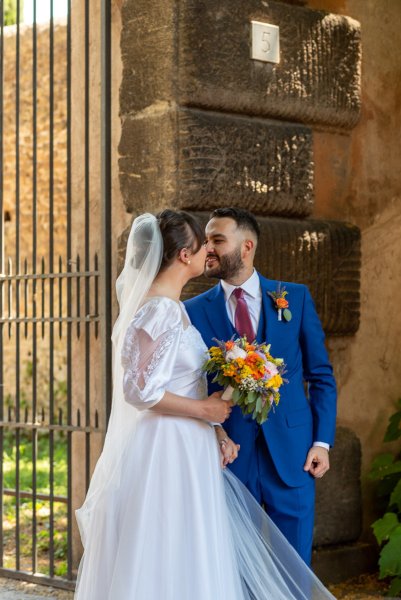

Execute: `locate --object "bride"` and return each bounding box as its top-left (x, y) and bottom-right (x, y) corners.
top-left (75, 210), bottom-right (336, 600)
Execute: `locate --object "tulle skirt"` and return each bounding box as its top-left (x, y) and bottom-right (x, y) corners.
top-left (75, 412), bottom-right (335, 599)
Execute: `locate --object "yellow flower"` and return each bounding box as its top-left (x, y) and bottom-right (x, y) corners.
top-left (266, 374), bottom-right (283, 389)
top-left (209, 346), bottom-right (222, 356)
top-left (223, 365), bottom-right (236, 377)
top-left (240, 365), bottom-right (252, 379)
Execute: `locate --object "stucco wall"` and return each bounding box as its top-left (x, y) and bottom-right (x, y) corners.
top-left (308, 0), bottom-right (401, 533)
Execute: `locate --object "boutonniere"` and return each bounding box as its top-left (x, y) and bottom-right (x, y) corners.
top-left (267, 284), bottom-right (292, 322)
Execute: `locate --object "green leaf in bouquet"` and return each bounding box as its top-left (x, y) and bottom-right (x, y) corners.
top-left (372, 512), bottom-right (400, 545)
top-left (239, 392), bottom-right (248, 407)
top-left (378, 525), bottom-right (401, 578)
top-left (283, 308), bottom-right (292, 322)
top-left (261, 401), bottom-right (271, 423)
top-left (389, 479), bottom-right (401, 512)
top-left (256, 396), bottom-right (262, 414)
top-left (232, 387), bottom-right (241, 404)
top-left (248, 391), bottom-right (258, 404)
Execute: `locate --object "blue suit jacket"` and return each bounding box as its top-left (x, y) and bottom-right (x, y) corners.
top-left (185, 274), bottom-right (337, 488)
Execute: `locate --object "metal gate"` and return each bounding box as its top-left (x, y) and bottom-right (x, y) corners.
top-left (0, 0), bottom-right (111, 589)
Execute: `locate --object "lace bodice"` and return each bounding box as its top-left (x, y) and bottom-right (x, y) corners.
top-left (121, 297), bottom-right (208, 410)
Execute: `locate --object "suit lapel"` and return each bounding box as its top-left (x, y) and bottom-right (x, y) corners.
top-left (204, 283), bottom-right (235, 341)
top-left (258, 275), bottom-right (282, 350)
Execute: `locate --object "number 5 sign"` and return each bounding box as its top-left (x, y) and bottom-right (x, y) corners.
top-left (251, 21), bottom-right (280, 64)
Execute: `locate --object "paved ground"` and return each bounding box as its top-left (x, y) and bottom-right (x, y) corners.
top-left (0, 572), bottom-right (396, 599)
top-left (0, 579), bottom-right (73, 600)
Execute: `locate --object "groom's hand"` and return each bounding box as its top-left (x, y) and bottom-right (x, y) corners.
top-left (219, 438), bottom-right (240, 469)
top-left (303, 446), bottom-right (330, 479)
top-left (201, 392), bottom-right (233, 423)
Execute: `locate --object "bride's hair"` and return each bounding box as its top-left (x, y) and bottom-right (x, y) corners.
top-left (156, 209), bottom-right (204, 271)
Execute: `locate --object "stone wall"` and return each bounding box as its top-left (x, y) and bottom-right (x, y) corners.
top-left (305, 0), bottom-right (401, 535)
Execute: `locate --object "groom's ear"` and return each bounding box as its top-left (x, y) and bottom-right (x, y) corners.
top-left (242, 238), bottom-right (255, 257)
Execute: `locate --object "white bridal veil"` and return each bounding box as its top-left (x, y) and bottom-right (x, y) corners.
top-left (76, 213), bottom-right (162, 543)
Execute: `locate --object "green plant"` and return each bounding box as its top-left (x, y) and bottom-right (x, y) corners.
top-left (3, 0), bottom-right (24, 26)
top-left (369, 399), bottom-right (401, 597)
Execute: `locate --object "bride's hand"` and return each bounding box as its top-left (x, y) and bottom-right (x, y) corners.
top-left (216, 432), bottom-right (240, 468)
top-left (201, 392), bottom-right (233, 423)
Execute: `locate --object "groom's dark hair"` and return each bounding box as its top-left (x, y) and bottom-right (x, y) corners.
top-left (210, 207), bottom-right (260, 241)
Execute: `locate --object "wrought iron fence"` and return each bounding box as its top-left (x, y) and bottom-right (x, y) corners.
top-left (0, 0), bottom-right (111, 590)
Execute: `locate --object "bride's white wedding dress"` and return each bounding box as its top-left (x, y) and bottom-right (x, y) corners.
top-left (75, 297), bottom-right (335, 600)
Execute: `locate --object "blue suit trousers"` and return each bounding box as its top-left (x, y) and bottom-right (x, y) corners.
top-left (230, 430), bottom-right (315, 566)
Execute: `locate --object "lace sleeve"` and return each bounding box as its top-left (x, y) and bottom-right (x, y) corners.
top-left (121, 300), bottom-right (182, 410)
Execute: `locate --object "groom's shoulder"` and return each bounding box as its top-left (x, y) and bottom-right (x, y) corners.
top-left (184, 283), bottom-right (220, 308)
top-left (259, 274), bottom-right (308, 298)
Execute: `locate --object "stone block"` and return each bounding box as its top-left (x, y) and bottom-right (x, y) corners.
top-left (183, 213), bottom-right (361, 336)
top-left (314, 427), bottom-right (362, 546)
top-left (121, 0), bottom-right (361, 129)
top-left (312, 542), bottom-right (378, 585)
top-left (119, 106), bottom-right (314, 218)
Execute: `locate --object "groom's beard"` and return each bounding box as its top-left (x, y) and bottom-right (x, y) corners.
top-left (205, 247), bottom-right (244, 280)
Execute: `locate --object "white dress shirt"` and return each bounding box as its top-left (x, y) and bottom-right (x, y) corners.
top-left (220, 270), bottom-right (329, 452)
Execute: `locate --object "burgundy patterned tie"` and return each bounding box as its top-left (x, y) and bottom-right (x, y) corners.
top-left (233, 288), bottom-right (255, 342)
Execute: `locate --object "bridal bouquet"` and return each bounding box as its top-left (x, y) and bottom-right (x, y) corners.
top-left (203, 337), bottom-right (286, 425)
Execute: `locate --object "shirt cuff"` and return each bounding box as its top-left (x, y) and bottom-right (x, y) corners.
top-left (313, 441), bottom-right (330, 451)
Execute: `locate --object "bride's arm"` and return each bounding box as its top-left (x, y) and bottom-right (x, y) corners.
top-left (122, 311), bottom-right (232, 423)
top-left (151, 390), bottom-right (232, 423)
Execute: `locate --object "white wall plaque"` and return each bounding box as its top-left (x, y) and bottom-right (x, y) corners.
top-left (251, 21), bottom-right (280, 64)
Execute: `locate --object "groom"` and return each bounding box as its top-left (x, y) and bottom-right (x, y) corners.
top-left (185, 207), bottom-right (337, 565)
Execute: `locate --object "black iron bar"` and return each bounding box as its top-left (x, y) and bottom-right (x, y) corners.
top-left (0, 270), bottom-right (100, 282)
top-left (0, 269), bottom-right (100, 281)
top-left (0, 568), bottom-right (76, 592)
top-left (7, 258), bottom-right (12, 338)
top-left (3, 489), bottom-right (68, 503)
top-left (59, 257), bottom-right (63, 338)
top-left (84, 0), bottom-right (91, 491)
top-left (76, 254), bottom-right (80, 338)
top-left (49, 0), bottom-right (55, 577)
top-left (101, 0), bottom-right (112, 421)
top-left (32, 0), bottom-right (38, 573)
top-left (0, 315), bottom-right (100, 324)
top-left (66, 0), bottom-right (73, 580)
top-left (94, 254), bottom-right (99, 338)
top-left (41, 258), bottom-right (45, 338)
top-left (15, 0), bottom-right (21, 571)
top-left (23, 259), bottom-right (28, 338)
top-left (0, 0), bottom-right (4, 570)
top-left (0, 422), bottom-right (103, 434)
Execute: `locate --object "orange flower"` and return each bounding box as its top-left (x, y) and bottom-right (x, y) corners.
top-left (225, 341), bottom-right (235, 350)
top-left (245, 344), bottom-right (256, 351)
top-left (276, 298), bottom-right (289, 309)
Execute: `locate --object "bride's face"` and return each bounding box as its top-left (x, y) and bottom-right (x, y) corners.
top-left (188, 241), bottom-right (207, 278)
